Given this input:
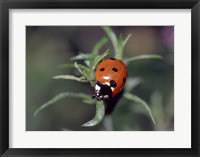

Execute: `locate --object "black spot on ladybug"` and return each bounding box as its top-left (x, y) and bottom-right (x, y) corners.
top-left (123, 77), bottom-right (126, 83)
top-left (109, 58), bottom-right (116, 60)
top-left (112, 67), bottom-right (118, 72)
top-left (110, 80), bottom-right (117, 87)
top-left (100, 68), bottom-right (105, 71)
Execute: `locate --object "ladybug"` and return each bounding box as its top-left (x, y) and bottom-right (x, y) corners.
top-left (93, 58), bottom-right (128, 101)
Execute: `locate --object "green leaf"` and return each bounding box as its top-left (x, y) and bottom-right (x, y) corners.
top-left (119, 34), bottom-right (124, 48)
top-left (150, 91), bottom-right (163, 123)
top-left (78, 64), bottom-right (91, 78)
top-left (82, 99), bottom-right (96, 105)
top-left (89, 79), bottom-right (96, 88)
top-left (57, 63), bottom-right (91, 80)
top-left (84, 60), bottom-right (90, 67)
top-left (123, 92), bottom-right (156, 125)
top-left (102, 26), bottom-right (118, 55)
top-left (74, 62), bottom-right (84, 76)
top-left (76, 63), bottom-right (89, 71)
top-left (53, 75), bottom-right (88, 82)
top-left (123, 33), bottom-right (132, 46)
top-left (89, 37), bottom-right (109, 68)
top-left (82, 101), bottom-right (105, 127)
top-left (102, 27), bottom-right (132, 60)
top-left (91, 37), bottom-right (109, 56)
top-left (92, 49), bottom-right (110, 70)
top-left (115, 34), bottom-right (124, 59)
top-left (115, 33), bottom-right (132, 59)
top-left (70, 53), bottom-right (91, 61)
top-left (74, 62), bottom-right (93, 80)
top-left (34, 92), bottom-right (92, 117)
top-left (124, 54), bottom-right (163, 65)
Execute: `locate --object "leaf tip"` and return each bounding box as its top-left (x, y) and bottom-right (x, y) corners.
top-left (81, 101), bottom-right (105, 127)
top-left (81, 123), bottom-right (91, 127)
top-left (52, 76), bottom-right (58, 79)
top-left (33, 111), bottom-right (38, 118)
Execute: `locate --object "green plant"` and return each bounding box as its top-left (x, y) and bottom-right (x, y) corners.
top-left (33, 26), bottom-right (162, 128)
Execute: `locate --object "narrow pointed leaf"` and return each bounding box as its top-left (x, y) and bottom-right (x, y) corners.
top-left (123, 92), bottom-right (156, 125)
top-left (123, 34), bottom-right (132, 46)
top-left (91, 37), bottom-right (109, 55)
top-left (93, 49), bottom-right (110, 70)
top-left (125, 54), bottom-right (163, 65)
top-left (82, 101), bottom-right (105, 127)
top-left (53, 75), bottom-right (88, 82)
top-left (82, 99), bottom-right (96, 105)
top-left (34, 92), bottom-right (92, 117)
top-left (74, 62), bottom-right (91, 79)
top-left (70, 53), bottom-right (91, 61)
top-left (84, 60), bottom-right (90, 67)
top-left (76, 63), bottom-right (89, 71)
top-left (74, 62), bottom-right (84, 76)
top-left (77, 64), bottom-right (91, 77)
top-left (102, 26), bottom-right (118, 54)
top-left (115, 34), bottom-right (124, 59)
top-left (58, 63), bottom-right (89, 70)
top-left (89, 37), bottom-right (109, 68)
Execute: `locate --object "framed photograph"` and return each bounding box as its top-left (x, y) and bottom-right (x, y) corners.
top-left (0, 0), bottom-right (199, 156)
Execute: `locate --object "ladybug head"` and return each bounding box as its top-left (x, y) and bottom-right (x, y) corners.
top-left (92, 81), bottom-right (112, 101)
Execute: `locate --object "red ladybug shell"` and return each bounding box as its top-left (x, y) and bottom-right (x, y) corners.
top-left (95, 58), bottom-right (128, 97)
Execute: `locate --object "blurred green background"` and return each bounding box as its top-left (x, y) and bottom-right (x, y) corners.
top-left (26, 26), bottom-right (174, 131)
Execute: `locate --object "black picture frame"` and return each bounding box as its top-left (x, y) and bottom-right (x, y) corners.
top-left (0, 0), bottom-right (199, 156)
